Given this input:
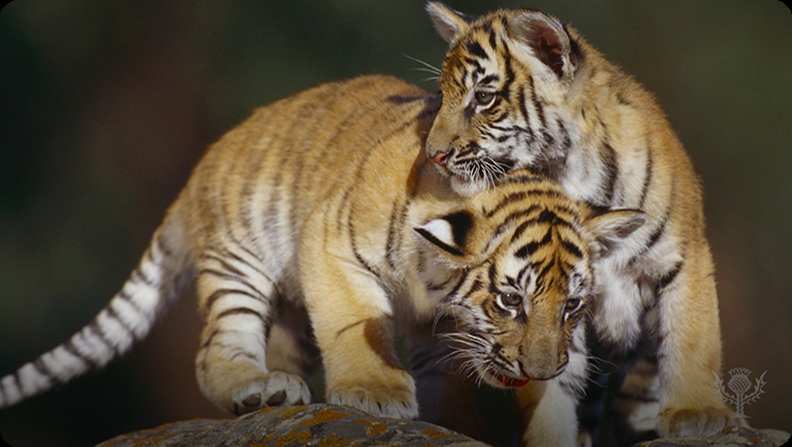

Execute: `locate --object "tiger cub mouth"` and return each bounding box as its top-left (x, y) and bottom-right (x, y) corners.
top-left (499, 374), bottom-right (530, 388)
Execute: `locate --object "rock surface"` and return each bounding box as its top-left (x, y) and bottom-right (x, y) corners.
top-left (97, 403), bottom-right (490, 447)
top-left (635, 425), bottom-right (790, 447)
top-left (97, 404), bottom-right (790, 447)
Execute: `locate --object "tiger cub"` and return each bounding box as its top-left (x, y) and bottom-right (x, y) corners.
top-left (424, 2), bottom-right (738, 443)
top-left (0, 75), bottom-right (643, 421)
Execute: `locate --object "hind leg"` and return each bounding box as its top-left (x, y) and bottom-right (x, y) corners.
top-left (194, 249), bottom-right (310, 415)
top-left (265, 297), bottom-right (321, 384)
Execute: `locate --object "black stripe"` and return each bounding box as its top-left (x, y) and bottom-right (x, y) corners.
top-left (144, 246), bottom-right (157, 265)
top-left (487, 261), bottom-right (499, 293)
top-left (536, 259), bottom-right (557, 289)
top-left (518, 85), bottom-right (532, 133)
top-left (153, 233), bottom-right (172, 258)
top-left (197, 267), bottom-right (271, 303)
top-left (494, 208), bottom-right (576, 240)
top-left (205, 288), bottom-right (265, 312)
top-left (414, 227), bottom-right (463, 257)
top-left (87, 320), bottom-right (118, 354)
top-left (216, 307), bottom-right (268, 325)
top-left (479, 74), bottom-right (499, 86)
top-left (600, 141), bottom-right (619, 204)
top-left (460, 278), bottom-right (484, 302)
top-left (510, 221), bottom-right (531, 243)
top-left (104, 304), bottom-right (136, 340)
top-left (516, 241), bottom-right (540, 259)
top-left (561, 239), bottom-right (584, 259)
top-left (11, 371), bottom-right (21, 395)
top-left (466, 41), bottom-right (488, 60)
top-left (198, 329), bottom-right (220, 350)
top-left (385, 200), bottom-right (407, 270)
top-left (32, 359), bottom-right (54, 382)
top-left (629, 210), bottom-right (671, 263)
top-left (203, 248), bottom-right (281, 297)
top-left (200, 253), bottom-right (247, 278)
top-left (537, 209), bottom-right (558, 224)
top-left (62, 340), bottom-right (92, 367)
top-left (348, 209), bottom-right (382, 278)
top-left (502, 56), bottom-right (515, 100)
top-left (517, 262), bottom-right (538, 288)
top-left (529, 76), bottom-right (547, 129)
top-left (501, 174), bottom-right (547, 187)
top-left (444, 269), bottom-right (470, 302)
top-left (233, 245), bottom-right (280, 286)
top-left (488, 26), bottom-right (498, 51)
top-left (638, 149), bottom-right (653, 209)
top-left (558, 119), bottom-right (572, 154)
top-left (655, 261), bottom-right (683, 296)
top-left (485, 190), bottom-right (546, 218)
top-left (117, 289), bottom-right (145, 315)
top-left (131, 264), bottom-right (157, 288)
top-left (426, 272), bottom-right (459, 291)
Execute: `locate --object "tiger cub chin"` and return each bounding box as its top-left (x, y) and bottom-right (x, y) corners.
top-left (0, 75), bottom-right (644, 422)
top-left (424, 2), bottom-right (738, 443)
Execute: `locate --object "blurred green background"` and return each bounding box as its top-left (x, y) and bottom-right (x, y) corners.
top-left (0, 1), bottom-right (789, 445)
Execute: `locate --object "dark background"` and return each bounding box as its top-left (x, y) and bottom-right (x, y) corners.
top-left (0, 1), bottom-right (790, 445)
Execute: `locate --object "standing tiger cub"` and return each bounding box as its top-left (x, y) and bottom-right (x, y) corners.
top-left (0, 75), bottom-right (643, 423)
top-left (423, 2), bottom-right (739, 443)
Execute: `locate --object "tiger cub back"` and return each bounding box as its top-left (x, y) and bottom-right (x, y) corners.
top-left (424, 2), bottom-right (737, 444)
top-left (0, 75), bottom-right (643, 426)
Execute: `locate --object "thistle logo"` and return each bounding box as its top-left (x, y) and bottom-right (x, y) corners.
top-left (714, 367), bottom-right (767, 419)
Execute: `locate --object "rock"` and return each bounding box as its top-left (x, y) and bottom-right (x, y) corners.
top-left (97, 403), bottom-right (491, 447)
top-left (632, 425), bottom-right (790, 447)
top-left (96, 404), bottom-right (791, 447)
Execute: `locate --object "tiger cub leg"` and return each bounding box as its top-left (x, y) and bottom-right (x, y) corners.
top-left (194, 250), bottom-right (310, 415)
top-left (655, 241), bottom-right (740, 436)
top-left (264, 297), bottom-right (321, 383)
top-left (301, 253), bottom-right (418, 419)
top-left (516, 326), bottom-right (588, 447)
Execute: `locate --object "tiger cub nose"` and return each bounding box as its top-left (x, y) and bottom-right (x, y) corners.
top-left (428, 151), bottom-right (449, 166)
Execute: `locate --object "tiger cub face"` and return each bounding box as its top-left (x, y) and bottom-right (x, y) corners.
top-left (424, 3), bottom-right (580, 195)
top-left (413, 175), bottom-right (644, 387)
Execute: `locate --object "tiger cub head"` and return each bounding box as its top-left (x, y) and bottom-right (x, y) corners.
top-left (413, 175), bottom-right (644, 386)
top-left (424, 2), bottom-right (584, 195)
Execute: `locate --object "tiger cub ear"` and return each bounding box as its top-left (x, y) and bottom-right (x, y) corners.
top-left (426, 2), bottom-right (470, 45)
top-left (413, 211), bottom-right (474, 258)
top-left (507, 11), bottom-right (578, 80)
top-left (584, 209), bottom-right (646, 258)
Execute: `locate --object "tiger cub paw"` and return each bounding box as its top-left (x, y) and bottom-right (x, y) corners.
top-left (231, 371), bottom-right (311, 415)
top-left (658, 405), bottom-right (741, 438)
top-left (327, 372), bottom-right (418, 420)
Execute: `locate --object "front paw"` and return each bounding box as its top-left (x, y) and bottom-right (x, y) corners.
top-left (658, 405), bottom-right (742, 438)
top-left (327, 372), bottom-right (418, 420)
top-left (231, 371), bottom-right (311, 415)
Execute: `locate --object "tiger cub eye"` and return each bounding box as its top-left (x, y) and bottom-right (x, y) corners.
top-left (564, 297), bottom-right (582, 312)
top-left (474, 91), bottom-right (495, 106)
top-left (499, 292), bottom-right (522, 308)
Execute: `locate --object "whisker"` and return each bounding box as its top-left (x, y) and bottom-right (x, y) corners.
top-left (402, 53), bottom-right (442, 74)
top-left (408, 67), bottom-right (442, 75)
top-left (417, 76), bottom-right (440, 85)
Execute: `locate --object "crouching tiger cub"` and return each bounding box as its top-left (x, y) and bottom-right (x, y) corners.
top-left (423, 2), bottom-right (739, 443)
top-left (0, 75), bottom-right (644, 422)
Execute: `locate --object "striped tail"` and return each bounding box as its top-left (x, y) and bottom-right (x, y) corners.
top-left (0, 218), bottom-right (192, 409)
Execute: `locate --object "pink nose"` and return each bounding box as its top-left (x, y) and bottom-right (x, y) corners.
top-left (429, 151), bottom-right (449, 166)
